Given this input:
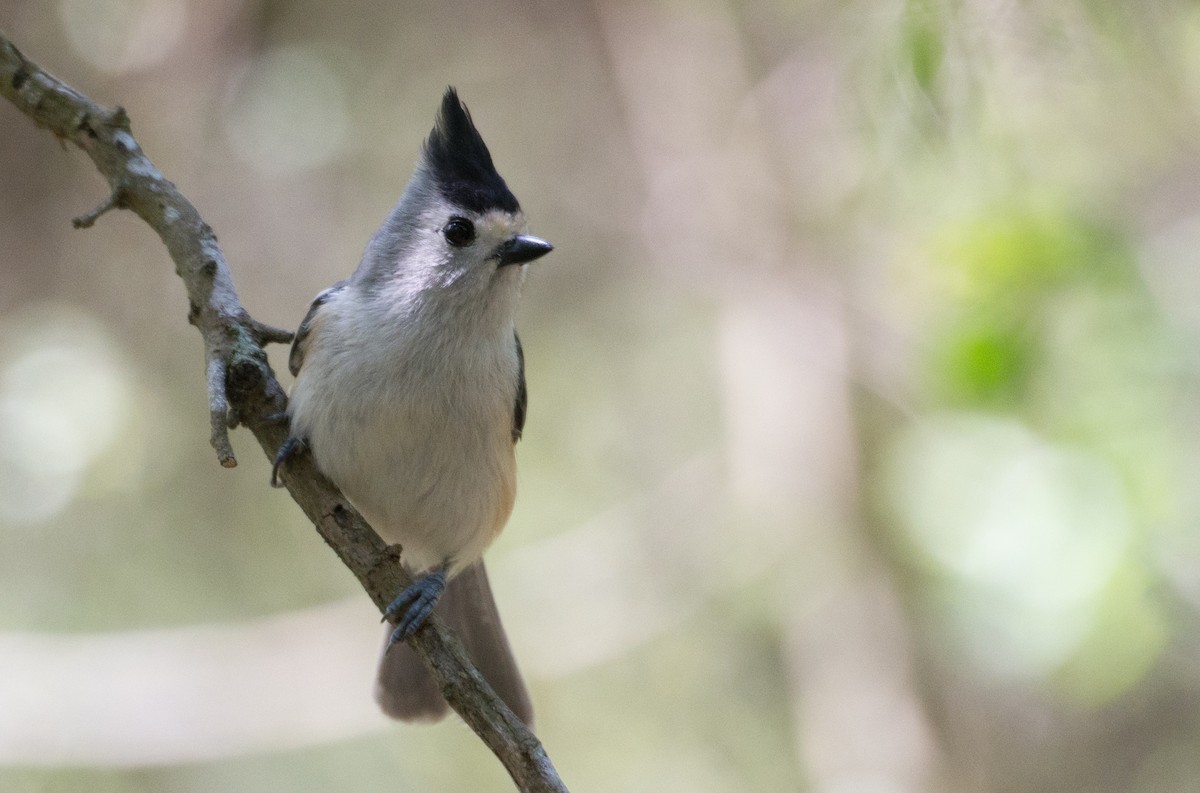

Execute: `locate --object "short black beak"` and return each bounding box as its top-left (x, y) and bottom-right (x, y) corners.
top-left (497, 235), bottom-right (554, 267)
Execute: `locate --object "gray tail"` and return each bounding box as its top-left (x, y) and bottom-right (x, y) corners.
top-left (374, 561), bottom-right (534, 727)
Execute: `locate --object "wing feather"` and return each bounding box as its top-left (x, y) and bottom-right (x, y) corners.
top-left (512, 332), bottom-right (527, 443)
top-left (288, 281), bottom-right (347, 377)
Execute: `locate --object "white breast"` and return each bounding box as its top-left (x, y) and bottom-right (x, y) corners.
top-left (287, 285), bottom-right (520, 576)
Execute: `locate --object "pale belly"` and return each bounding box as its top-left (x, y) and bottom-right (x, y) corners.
top-left (289, 353), bottom-right (518, 576)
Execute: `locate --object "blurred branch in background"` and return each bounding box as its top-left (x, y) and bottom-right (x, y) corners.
top-left (0, 31), bottom-right (567, 793)
top-left (596, 4), bottom-right (933, 788)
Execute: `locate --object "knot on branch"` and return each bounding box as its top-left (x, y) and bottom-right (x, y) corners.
top-left (224, 342), bottom-right (288, 432)
top-left (331, 503), bottom-right (355, 529)
top-left (227, 355), bottom-right (264, 396)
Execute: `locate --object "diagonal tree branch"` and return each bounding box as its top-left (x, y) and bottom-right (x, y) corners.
top-left (0, 32), bottom-right (567, 793)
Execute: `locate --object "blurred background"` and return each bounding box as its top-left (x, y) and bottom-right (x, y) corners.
top-left (2, 0), bottom-right (1200, 790)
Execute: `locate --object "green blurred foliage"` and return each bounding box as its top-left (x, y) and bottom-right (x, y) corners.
top-left (903, 0), bottom-right (945, 95)
top-left (925, 207), bottom-right (1135, 407)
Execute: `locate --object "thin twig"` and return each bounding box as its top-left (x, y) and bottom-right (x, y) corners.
top-left (247, 317), bottom-right (296, 346)
top-left (0, 32), bottom-right (567, 793)
top-left (72, 187), bottom-right (123, 228)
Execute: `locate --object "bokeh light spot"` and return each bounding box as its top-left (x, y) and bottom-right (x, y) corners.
top-left (57, 0), bottom-right (186, 75)
top-left (223, 47), bottom-right (350, 176)
top-left (885, 414), bottom-right (1137, 679)
top-left (0, 305), bottom-right (134, 526)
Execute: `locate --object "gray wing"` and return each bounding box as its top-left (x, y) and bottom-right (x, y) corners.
top-left (512, 332), bottom-right (527, 443)
top-left (288, 281), bottom-right (347, 377)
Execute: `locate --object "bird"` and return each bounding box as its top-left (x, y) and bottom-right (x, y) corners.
top-left (272, 87), bottom-right (552, 726)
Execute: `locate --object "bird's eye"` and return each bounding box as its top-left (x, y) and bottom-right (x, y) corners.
top-left (442, 217), bottom-right (475, 247)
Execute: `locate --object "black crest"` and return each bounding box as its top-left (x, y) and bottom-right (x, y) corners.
top-left (423, 88), bottom-right (520, 215)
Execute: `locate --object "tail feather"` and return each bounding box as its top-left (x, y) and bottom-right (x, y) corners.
top-left (375, 562), bottom-right (534, 727)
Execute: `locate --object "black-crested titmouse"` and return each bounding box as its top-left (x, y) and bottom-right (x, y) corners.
top-left (272, 88), bottom-right (552, 726)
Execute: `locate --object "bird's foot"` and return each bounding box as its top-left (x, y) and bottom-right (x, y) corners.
top-left (383, 569), bottom-right (447, 649)
top-left (270, 434), bottom-right (307, 488)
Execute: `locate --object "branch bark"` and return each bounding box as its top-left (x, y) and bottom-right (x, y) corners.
top-left (0, 33), bottom-right (567, 793)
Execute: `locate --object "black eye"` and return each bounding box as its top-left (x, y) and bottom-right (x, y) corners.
top-left (442, 217), bottom-right (475, 247)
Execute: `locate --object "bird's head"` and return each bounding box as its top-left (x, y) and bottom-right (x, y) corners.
top-left (361, 88), bottom-right (552, 309)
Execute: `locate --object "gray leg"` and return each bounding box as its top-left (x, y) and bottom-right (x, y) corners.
top-left (384, 567), bottom-right (448, 648)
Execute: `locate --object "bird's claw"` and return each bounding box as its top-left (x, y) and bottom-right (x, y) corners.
top-left (384, 570), bottom-right (447, 649)
top-left (271, 435), bottom-right (306, 488)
